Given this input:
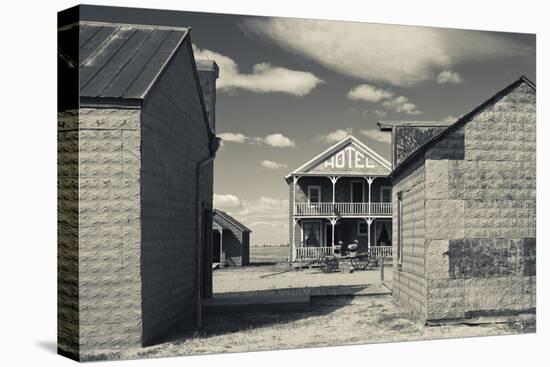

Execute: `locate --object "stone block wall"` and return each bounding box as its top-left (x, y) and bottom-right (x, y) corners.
top-left (423, 81), bottom-right (536, 321)
top-left (392, 159), bottom-right (427, 319)
top-left (58, 107), bottom-right (143, 360)
top-left (139, 37), bottom-right (213, 346)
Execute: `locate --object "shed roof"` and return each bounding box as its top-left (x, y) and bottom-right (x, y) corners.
top-left (390, 76), bottom-right (536, 178)
top-left (213, 210), bottom-right (252, 233)
top-left (377, 120), bottom-right (452, 131)
top-left (58, 21), bottom-right (190, 100)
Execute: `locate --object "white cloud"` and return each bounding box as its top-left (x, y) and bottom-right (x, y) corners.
top-left (193, 45), bottom-right (324, 96)
top-left (213, 194), bottom-right (242, 210)
top-left (217, 132), bottom-right (295, 148)
top-left (263, 133), bottom-right (295, 147)
top-left (241, 18), bottom-right (529, 86)
top-left (347, 84), bottom-right (394, 102)
top-left (347, 83), bottom-right (422, 115)
top-left (317, 129), bottom-right (349, 144)
top-left (261, 160), bottom-right (288, 170)
top-left (360, 128), bottom-right (391, 143)
top-left (382, 96), bottom-right (422, 115)
top-left (218, 132), bottom-right (248, 143)
top-left (437, 70), bottom-right (464, 84)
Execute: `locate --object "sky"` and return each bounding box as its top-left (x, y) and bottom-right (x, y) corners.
top-left (80, 5), bottom-right (536, 245)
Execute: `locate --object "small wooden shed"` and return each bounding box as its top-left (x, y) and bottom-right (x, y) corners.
top-left (213, 210), bottom-right (251, 266)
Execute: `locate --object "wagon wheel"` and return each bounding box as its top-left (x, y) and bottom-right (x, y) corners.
top-left (319, 254), bottom-right (339, 273)
top-left (350, 252), bottom-right (370, 270)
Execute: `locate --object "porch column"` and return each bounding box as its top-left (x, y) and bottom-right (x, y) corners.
top-left (291, 218), bottom-right (298, 262)
top-left (220, 229), bottom-right (224, 264)
top-left (365, 176), bottom-right (375, 216)
top-left (365, 218), bottom-right (374, 251)
top-left (329, 217), bottom-right (338, 247)
top-left (291, 175), bottom-right (301, 262)
top-left (329, 176), bottom-right (340, 213)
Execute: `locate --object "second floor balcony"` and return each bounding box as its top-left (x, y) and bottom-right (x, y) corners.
top-left (294, 202), bottom-right (392, 217)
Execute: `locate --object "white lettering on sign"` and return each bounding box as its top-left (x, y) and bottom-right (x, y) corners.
top-left (323, 146), bottom-right (376, 169)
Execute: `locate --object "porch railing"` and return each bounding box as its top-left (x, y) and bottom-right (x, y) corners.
top-left (293, 245), bottom-right (392, 262)
top-left (370, 246), bottom-right (393, 258)
top-left (294, 202), bottom-right (392, 216)
top-left (295, 246), bottom-right (333, 261)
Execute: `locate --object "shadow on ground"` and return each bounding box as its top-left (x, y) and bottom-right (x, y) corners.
top-left (35, 340), bottom-right (57, 354)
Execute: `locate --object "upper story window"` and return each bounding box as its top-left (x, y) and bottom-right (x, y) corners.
top-left (381, 186), bottom-right (392, 203)
top-left (351, 180), bottom-right (364, 203)
top-left (308, 185), bottom-right (321, 204)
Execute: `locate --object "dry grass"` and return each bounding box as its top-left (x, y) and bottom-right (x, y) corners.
top-left (84, 295), bottom-right (533, 361)
top-left (81, 247), bottom-right (534, 361)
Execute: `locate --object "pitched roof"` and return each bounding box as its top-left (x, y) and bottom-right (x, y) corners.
top-left (284, 135), bottom-right (391, 181)
top-left (58, 21), bottom-right (189, 100)
top-left (377, 120), bottom-right (452, 131)
top-left (213, 210), bottom-right (252, 233)
top-left (390, 76), bottom-right (536, 178)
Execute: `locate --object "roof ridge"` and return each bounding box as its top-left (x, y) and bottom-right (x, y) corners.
top-left (390, 75), bottom-right (535, 177)
top-left (59, 20), bottom-right (190, 32)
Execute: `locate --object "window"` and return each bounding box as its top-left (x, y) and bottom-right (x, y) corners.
top-left (380, 186), bottom-right (392, 203)
top-left (357, 221), bottom-right (368, 236)
top-left (351, 180), bottom-right (364, 203)
top-left (303, 221), bottom-right (321, 247)
top-left (307, 185), bottom-right (321, 204)
top-left (397, 192), bottom-right (403, 268)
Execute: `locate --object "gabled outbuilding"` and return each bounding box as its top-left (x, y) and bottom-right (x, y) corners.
top-left (390, 76), bottom-right (536, 323)
top-left (213, 210), bottom-right (252, 266)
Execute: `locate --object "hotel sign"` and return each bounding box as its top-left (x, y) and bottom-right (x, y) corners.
top-left (323, 146), bottom-right (376, 169)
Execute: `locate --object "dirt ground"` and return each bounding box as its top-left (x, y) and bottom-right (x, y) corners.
top-left (215, 245), bottom-right (392, 294)
top-left (82, 247), bottom-right (534, 361)
top-left (100, 294), bottom-right (533, 361)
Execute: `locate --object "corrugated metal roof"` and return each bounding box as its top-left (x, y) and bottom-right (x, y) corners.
top-left (58, 21), bottom-right (189, 100)
top-left (213, 210), bottom-right (252, 233)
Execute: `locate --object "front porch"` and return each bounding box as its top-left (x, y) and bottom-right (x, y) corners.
top-left (291, 217), bottom-right (392, 262)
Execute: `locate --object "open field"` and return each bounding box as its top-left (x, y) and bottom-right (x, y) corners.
top-left (249, 245), bottom-right (290, 264)
top-left (87, 294), bottom-right (534, 361)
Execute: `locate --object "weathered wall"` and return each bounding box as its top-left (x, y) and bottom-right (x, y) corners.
top-left (392, 159), bottom-right (427, 319)
top-left (58, 110), bottom-right (80, 359)
top-left (58, 107), bottom-right (143, 359)
top-left (140, 37), bottom-right (213, 346)
top-left (393, 80), bottom-right (536, 322)
top-left (424, 81), bottom-right (536, 320)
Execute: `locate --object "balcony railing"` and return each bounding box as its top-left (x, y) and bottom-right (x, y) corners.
top-left (294, 202), bottom-right (392, 216)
